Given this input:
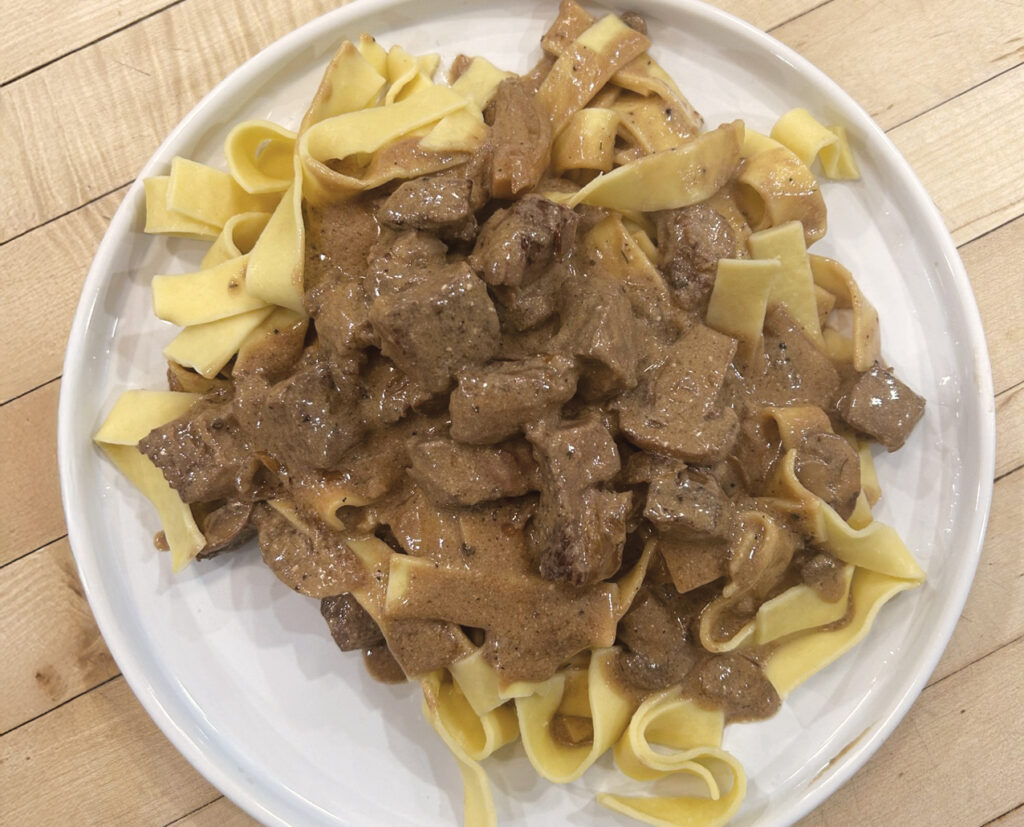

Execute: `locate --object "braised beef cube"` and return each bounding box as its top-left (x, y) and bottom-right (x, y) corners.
top-left (658, 537), bottom-right (727, 594)
top-left (488, 78), bottom-right (553, 199)
top-left (260, 361), bottom-right (365, 471)
top-left (407, 436), bottom-right (536, 507)
top-left (558, 274), bottom-right (642, 400)
top-left (794, 431), bottom-right (860, 519)
top-left (644, 469), bottom-right (732, 540)
top-left (620, 451), bottom-right (680, 485)
top-left (469, 194), bottom-right (577, 288)
top-left (450, 355), bottom-right (579, 444)
top-left (358, 355), bottom-right (434, 427)
top-left (616, 587), bottom-right (697, 690)
top-left (617, 323), bottom-right (739, 464)
top-left (801, 552), bottom-right (847, 602)
top-left (303, 198), bottom-right (381, 292)
top-left (252, 503), bottom-right (363, 598)
top-left (837, 363), bottom-right (925, 451)
top-left (655, 204), bottom-right (736, 312)
top-left (751, 306), bottom-right (840, 409)
top-left (321, 593), bottom-right (385, 651)
top-left (693, 652), bottom-right (781, 721)
top-left (197, 500), bottom-right (253, 559)
top-left (527, 416), bottom-right (621, 492)
top-left (366, 229), bottom-right (448, 299)
top-left (306, 279), bottom-right (377, 358)
top-left (369, 263), bottom-right (500, 393)
top-left (532, 487), bottom-right (631, 585)
top-left (379, 168), bottom-right (480, 242)
top-left (139, 396), bottom-right (250, 503)
top-left (492, 266), bottom-right (561, 331)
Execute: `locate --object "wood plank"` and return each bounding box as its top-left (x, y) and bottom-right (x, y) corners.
top-left (168, 797), bottom-right (257, 827)
top-left (996, 383), bottom-right (1024, 480)
top-left (0, 0), bottom-right (341, 243)
top-left (0, 189), bottom-right (125, 404)
top-left (992, 805), bottom-right (1024, 827)
top-left (0, 380), bottom-right (64, 566)
top-left (773, 0), bottom-right (1024, 130)
top-left (799, 633), bottom-right (1024, 827)
top-left (0, 677), bottom-right (218, 825)
top-left (0, 537), bottom-right (117, 733)
top-left (960, 215), bottom-right (1024, 396)
top-left (931, 466), bottom-right (1024, 683)
top-left (888, 65), bottom-right (1024, 246)
top-left (0, 0), bottom-right (172, 85)
top-left (714, 0), bottom-right (825, 31)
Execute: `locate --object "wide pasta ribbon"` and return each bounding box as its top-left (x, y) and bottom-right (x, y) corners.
top-left (770, 107), bottom-right (860, 181)
top-left (598, 689), bottom-right (746, 827)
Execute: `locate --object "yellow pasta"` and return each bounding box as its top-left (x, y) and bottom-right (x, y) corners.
top-left (151, 255), bottom-right (266, 326)
top-left (162, 306), bottom-right (274, 379)
top-left (166, 156), bottom-right (279, 229)
top-left (705, 258), bottom-right (781, 349)
top-left (143, 176), bottom-right (219, 240)
top-left (224, 120), bottom-right (296, 194)
top-left (200, 211), bottom-right (271, 269)
top-left (771, 108), bottom-right (861, 181)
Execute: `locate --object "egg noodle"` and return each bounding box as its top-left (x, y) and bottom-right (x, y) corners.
top-left (95, 3), bottom-right (922, 825)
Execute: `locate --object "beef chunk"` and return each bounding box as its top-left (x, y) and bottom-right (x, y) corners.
top-left (366, 229), bottom-right (448, 299)
top-left (259, 359), bottom-right (365, 471)
top-left (616, 587), bottom-right (699, 690)
top-left (469, 194), bottom-right (578, 288)
top-left (531, 487), bottom-right (631, 585)
top-left (378, 153), bottom-right (491, 242)
top-left (321, 593), bottom-right (385, 651)
top-left (252, 503), bottom-right (363, 598)
top-left (450, 355), bottom-right (579, 444)
top-left (558, 273), bottom-right (643, 400)
top-left (306, 278), bottom-right (377, 359)
top-left (658, 537), bottom-right (728, 594)
top-left (492, 266), bottom-right (562, 331)
top-left (139, 394), bottom-right (251, 504)
top-left (197, 500), bottom-right (253, 558)
top-left (644, 468), bottom-right (732, 541)
top-left (794, 431), bottom-right (860, 519)
top-left (357, 355), bottom-right (434, 427)
top-left (693, 652), bottom-right (781, 721)
top-left (527, 416), bottom-right (627, 585)
top-left (407, 436), bottom-right (536, 507)
top-left (488, 77), bottom-right (552, 199)
top-left (303, 199), bottom-right (381, 292)
top-left (617, 323), bottom-right (740, 464)
top-left (751, 306), bottom-right (840, 409)
top-left (527, 416), bottom-right (621, 491)
top-left (369, 263), bottom-right (501, 393)
top-left (837, 363), bottom-right (925, 451)
top-left (801, 551), bottom-right (847, 602)
top-left (655, 204), bottom-right (736, 312)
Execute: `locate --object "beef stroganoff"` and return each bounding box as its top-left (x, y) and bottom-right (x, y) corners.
top-left (94, 2), bottom-right (926, 824)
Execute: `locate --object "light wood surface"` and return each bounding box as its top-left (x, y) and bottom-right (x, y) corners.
top-left (1, 1), bottom-right (1021, 825)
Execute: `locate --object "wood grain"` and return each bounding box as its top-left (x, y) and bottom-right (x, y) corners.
top-left (168, 797), bottom-right (257, 827)
top-left (0, 380), bottom-right (64, 566)
top-left (0, 0), bottom-right (173, 85)
top-left (0, 537), bottom-right (117, 733)
top-left (996, 383), bottom-right (1024, 480)
top-left (0, 677), bottom-right (219, 825)
top-left (773, 0), bottom-right (1024, 130)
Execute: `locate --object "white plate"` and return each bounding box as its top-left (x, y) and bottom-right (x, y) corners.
top-left (58, 1), bottom-right (995, 825)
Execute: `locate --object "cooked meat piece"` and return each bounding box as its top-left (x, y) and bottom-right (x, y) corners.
top-left (692, 652), bottom-right (781, 721)
top-left (259, 360), bottom-right (365, 471)
top-left (321, 593), bottom-right (385, 651)
top-left (252, 503), bottom-right (363, 598)
top-left (617, 323), bottom-right (740, 464)
top-left (369, 263), bottom-right (501, 393)
top-left (366, 229), bottom-right (448, 299)
top-left (836, 362), bottom-right (925, 451)
top-left (730, 414), bottom-right (783, 494)
top-left (303, 198), bottom-right (381, 292)
top-left (306, 278), bottom-right (377, 360)
top-left (139, 393), bottom-right (251, 504)
top-left (450, 355), bottom-right (579, 444)
top-left (527, 416), bottom-right (621, 492)
top-left (619, 451), bottom-right (680, 485)
top-left (197, 500), bottom-right (254, 558)
top-left (658, 537), bottom-right (727, 594)
top-left (655, 204), bottom-right (736, 312)
top-left (384, 618), bottom-right (465, 677)
top-left (557, 273), bottom-right (643, 400)
top-left (407, 436), bottom-right (536, 507)
top-left (357, 355), bottom-right (434, 427)
top-left (469, 194), bottom-right (578, 288)
top-left (794, 431), bottom-right (860, 519)
top-left (362, 642), bottom-right (407, 683)
top-left (751, 306), bottom-right (840, 409)
top-left (492, 266), bottom-right (562, 331)
top-left (801, 551), bottom-right (847, 602)
top-left (378, 152), bottom-right (491, 242)
top-left (616, 587), bottom-right (699, 690)
top-left (644, 468), bottom-right (732, 540)
top-left (620, 10), bottom-right (647, 33)
top-left (488, 77), bottom-right (552, 198)
top-left (531, 486), bottom-right (631, 585)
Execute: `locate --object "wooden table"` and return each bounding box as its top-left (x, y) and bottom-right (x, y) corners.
top-left (1, 1), bottom-right (1022, 825)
